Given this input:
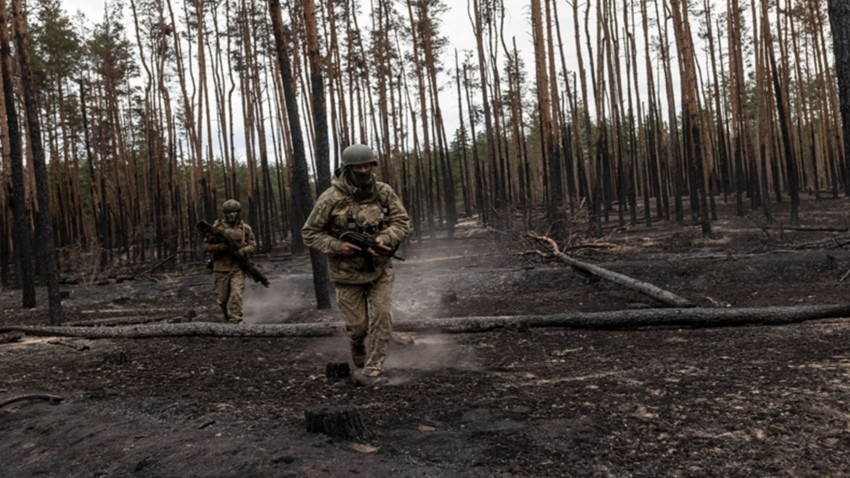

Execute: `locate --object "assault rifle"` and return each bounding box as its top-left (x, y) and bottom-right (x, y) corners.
top-left (339, 231), bottom-right (405, 262)
top-left (196, 220), bottom-right (270, 287)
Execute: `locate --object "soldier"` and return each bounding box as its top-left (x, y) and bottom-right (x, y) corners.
top-left (302, 144), bottom-right (410, 387)
top-left (202, 199), bottom-right (256, 324)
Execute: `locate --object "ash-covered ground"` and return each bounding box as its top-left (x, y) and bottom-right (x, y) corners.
top-left (3, 197), bottom-right (850, 477)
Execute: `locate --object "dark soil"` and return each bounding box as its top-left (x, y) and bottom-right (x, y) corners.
top-left (3, 197), bottom-right (850, 477)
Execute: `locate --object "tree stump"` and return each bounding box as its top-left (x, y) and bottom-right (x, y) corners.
top-left (305, 406), bottom-right (374, 442)
top-left (325, 362), bottom-right (350, 379)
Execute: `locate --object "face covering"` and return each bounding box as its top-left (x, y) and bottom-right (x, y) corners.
top-left (348, 168), bottom-right (373, 188)
top-left (225, 212), bottom-right (240, 225)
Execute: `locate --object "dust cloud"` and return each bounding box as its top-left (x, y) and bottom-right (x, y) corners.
top-left (242, 271), bottom-right (319, 323)
top-left (237, 247), bottom-right (481, 379)
top-left (386, 333), bottom-right (479, 375)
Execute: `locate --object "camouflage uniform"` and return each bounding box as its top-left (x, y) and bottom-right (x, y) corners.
top-left (302, 159), bottom-right (410, 382)
top-left (202, 208), bottom-right (256, 324)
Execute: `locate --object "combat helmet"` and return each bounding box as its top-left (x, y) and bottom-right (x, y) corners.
top-left (341, 144), bottom-right (378, 168)
top-left (222, 199), bottom-right (241, 213)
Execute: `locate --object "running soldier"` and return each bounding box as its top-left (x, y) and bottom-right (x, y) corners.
top-left (302, 144), bottom-right (410, 387)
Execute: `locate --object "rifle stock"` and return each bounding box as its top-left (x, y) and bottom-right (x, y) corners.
top-left (197, 220), bottom-right (270, 287)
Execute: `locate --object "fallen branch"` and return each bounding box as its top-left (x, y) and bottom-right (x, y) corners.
top-left (47, 340), bottom-right (90, 351)
top-left (142, 252), bottom-right (179, 275)
top-left (0, 393), bottom-right (64, 409)
top-left (530, 234), bottom-right (695, 308)
top-left (793, 235), bottom-right (850, 250)
top-left (2, 304), bottom-right (850, 338)
top-left (565, 242), bottom-right (618, 251)
top-left (782, 226), bottom-right (849, 233)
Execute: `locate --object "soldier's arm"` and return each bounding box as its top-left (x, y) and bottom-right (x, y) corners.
top-left (202, 222), bottom-right (231, 254)
top-left (202, 238), bottom-right (229, 254)
top-left (377, 189), bottom-right (410, 248)
top-left (301, 196), bottom-right (345, 256)
top-left (239, 225), bottom-right (257, 257)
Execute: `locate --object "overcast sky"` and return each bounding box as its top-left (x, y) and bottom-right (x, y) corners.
top-left (54, 0), bottom-right (545, 157)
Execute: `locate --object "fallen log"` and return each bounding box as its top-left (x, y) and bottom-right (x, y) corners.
top-left (530, 234), bottom-right (695, 308)
top-left (66, 315), bottom-right (188, 327)
top-left (0, 321), bottom-right (341, 338)
top-left (2, 304), bottom-right (850, 338)
top-left (394, 304), bottom-right (850, 332)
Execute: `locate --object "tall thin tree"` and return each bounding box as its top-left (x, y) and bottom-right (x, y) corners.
top-left (11, 0), bottom-right (62, 322)
top-left (828, 0), bottom-right (850, 192)
top-left (269, 0), bottom-right (331, 309)
top-left (0, 0), bottom-right (35, 308)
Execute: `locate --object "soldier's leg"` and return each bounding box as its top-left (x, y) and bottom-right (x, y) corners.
top-left (213, 272), bottom-right (231, 323)
top-left (226, 271), bottom-right (246, 323)
top-left (336, 283), bottom-right (368, 367)
top-left (363, 268), bottom-right (394, 378)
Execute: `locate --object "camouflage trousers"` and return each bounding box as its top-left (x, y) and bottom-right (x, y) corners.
top-left (335, 267), bottom-right (395, 378)
top-left (213, 269), bottom-right (246, 323)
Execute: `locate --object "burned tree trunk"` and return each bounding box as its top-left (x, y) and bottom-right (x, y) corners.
top-left (269, 0), bottom-right (331, 309)
top-left (11, 0), bottom-right (62, 322)
top-left (0, 0), bottom-right (35, 308)
top-left (301, 0), bottom-right (330, 194)
top-left (828, 0), bottom-right (850, 192)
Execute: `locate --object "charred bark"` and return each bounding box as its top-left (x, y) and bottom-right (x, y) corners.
top-left (269, 0), bottom-right (331, 309)
top-left (305, 406), bottom-right (373, 442)
top-left (12, 0), bottom-right (62, 322)
top-left (0, 0), bottom-right (35, 308)
top-left (828, 0), bottom-right (850, 192)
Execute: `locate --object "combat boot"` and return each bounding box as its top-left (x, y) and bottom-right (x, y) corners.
top-left (352, 370), bottom-right (388, 387)
top-left (350, 343), bottom-right (366, 368)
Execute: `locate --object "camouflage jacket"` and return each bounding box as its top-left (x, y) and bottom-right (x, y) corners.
top-left (302, 172), bottom-right (410, 284)
top-left (201, 219), bottom-right (256, 272)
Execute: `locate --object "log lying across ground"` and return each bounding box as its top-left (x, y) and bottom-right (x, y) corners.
top-left (0, 321), bottom-right (341, 338)
top-left (531, 234), bottom-right (695, 308)
top-left (407, 304), bottom-right (850, 332)
top-left (3, 304), bottom-right (850, 338)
